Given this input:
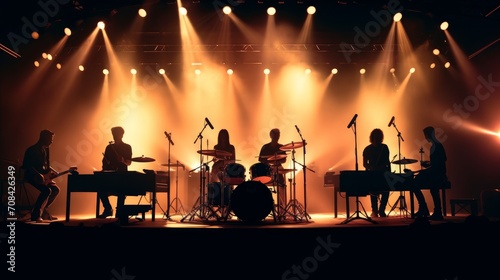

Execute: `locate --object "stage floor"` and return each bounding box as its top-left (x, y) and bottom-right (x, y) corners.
top-left (6, 212), bottom-right (500, 280)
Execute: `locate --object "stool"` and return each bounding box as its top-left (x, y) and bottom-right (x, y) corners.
top-left (450, 198), bottom-right (478, 216)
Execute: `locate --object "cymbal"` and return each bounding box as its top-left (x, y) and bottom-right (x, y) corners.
top-left (267, 154), bottom-right (287, 161)
top-left (197, 149), bottom-right (232, 158)
top-left (392, 158), bottom-right (418, 165)
top-left (131, 156), bottom-right (156, 162)
top-left (280, 141), bottom-right (306, 150)
top-left (277, 168), bottom-right (297, 174)
top-left (161, 163), bottom-right (185, 167)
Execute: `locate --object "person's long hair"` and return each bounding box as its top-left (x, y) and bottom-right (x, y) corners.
top-left (217, 129), bottom-right (230, 146)
top-left (369, 128), bottom-right (384, 145)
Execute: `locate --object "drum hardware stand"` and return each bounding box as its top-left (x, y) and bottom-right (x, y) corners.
top-left (295, 126), bottom-right (313, 222)
top-left (181, 120), bottom-right (218, 222)
top-left (169, 160), bottom-right (186, 217)
top-left (387, 117), bottom-right (410, 218)
top-left (342, 115), bottom-right (376, 224)
top-left (283, 145), bottom-right (308, 222)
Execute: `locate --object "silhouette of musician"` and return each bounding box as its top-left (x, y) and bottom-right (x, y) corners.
top-left (362, 128), bottom-right (391, 218)
top-left (412, 126), bottom-right (447, 221)
top-left (210, 129), bottom-right (236, 183)
top-left (98, 126), bottom-right (132, 218)
top-left (22, 129), bottom-right (60, 222)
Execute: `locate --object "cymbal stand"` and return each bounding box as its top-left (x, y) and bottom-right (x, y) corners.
top-left (169, 160), bottom-right (186, 216)
top-left (181, 122), bottom-right (218, 222)
top-left (296, 127), bottom-right (313, 221)
top-left (387, 119), bottom-right (410, 217)
top-left (284, 146), bottom-right (308, 221)
top-left (342, 118), bottom-right (376, 224)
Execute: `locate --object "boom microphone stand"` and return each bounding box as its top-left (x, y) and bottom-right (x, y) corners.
top-left (163, 130), bottom-right (174, 220)
top-left (341, 114), bottom-right (376, 224)
top-left (181, 118), bottom-right (217, 222)
top-left (387, 117), bottom-right (411, 217)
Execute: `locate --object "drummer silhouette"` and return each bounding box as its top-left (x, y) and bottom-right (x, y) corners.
top-left (210, 129), bottom-right (236, 183)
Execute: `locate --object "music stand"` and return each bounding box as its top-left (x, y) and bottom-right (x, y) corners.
top-left (342, 117), bottom-right (377, 224)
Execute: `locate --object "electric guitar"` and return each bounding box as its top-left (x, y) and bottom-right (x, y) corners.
top-left (43, 166), bottom-right (78, 185)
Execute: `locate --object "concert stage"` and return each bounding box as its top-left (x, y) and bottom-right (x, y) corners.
top-left (7, 212), bottom-right (500, 280)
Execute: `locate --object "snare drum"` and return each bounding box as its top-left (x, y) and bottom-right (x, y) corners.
top-left (250, 163), bottom-right (272, 184)
top-left (224, 163), bottom-right (246, 185)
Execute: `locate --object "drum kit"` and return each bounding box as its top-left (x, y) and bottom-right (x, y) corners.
top-left (180, 139), bottom-right (311, 223)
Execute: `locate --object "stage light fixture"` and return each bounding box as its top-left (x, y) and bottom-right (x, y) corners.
top-left (331, 68), bottom-right (338, 74)
top-left (307, 6), bottom-right (316, 15)
top-left (433, 49), bottom-right (440, 55)
top-left (159, 69), bottom-right (165, 75)
top-left (360, 68), bottom-right (366, 74)
top-left (34, 61), bottom-right (40, 67)
top-left (409, 67), bottom-right (415, 74)
top-left (64, 28), bottom-right (72, 36)
top-left (32, 31), bottom-right (39, 39)
top-left (195, 69), bottom-right (201, 75)
top-left (97, 21), bottom-right (105, 30)
top-left (56, 63), bottom-right (62, 69)
top-left (138, 9), bottom-right (147, 17)
top-left (223, 6), bottom-right (232, 15)
top-left (305, 69), bottom-right (311, 75)
top-left (264, 68), bottom-right (270, 75)
top-left (79, 65), bottom-right (84, 71)
top-left (267, 7), bottom-right (276, 15)
top-left (179, 7), bottom-right (188, 16)
top-left (444, 62), bottom-right (451, 68)
top-left (227, 69), bottom-right (234, 75)
top-left (131, 69), bottom-right (137, 75)
top-left (390, 68), bottom-right (395, 73)
top-left (430, 63), bottom-right (436, 69)
top-left (393, 12), bottom-right (402, 22)
top-left (440, 22), bottom-right (449, 31)
top-left (103, 69), bottom-right (109, 75)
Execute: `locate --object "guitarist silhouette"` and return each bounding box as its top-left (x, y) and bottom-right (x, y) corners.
top-left (22, 129), bottom-right (72, 222)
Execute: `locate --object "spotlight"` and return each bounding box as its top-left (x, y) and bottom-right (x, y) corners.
top-left (42, 53), bottom-right (48, 59)
top-left (223, 6), bottom-right (231, 15)
top-left (103, 69), bottom-right (109, 75)
top-left (440, 21), bottom-right (449, 31)
top-left (331, 68), bottom-right (338, 75)
top-left (264, 68), bottom-right (270, 75)
top-left (64, 27), bottom-right (72, 36)
top-left (32, 31), bottom-right (39, 39)
top-left (307, 6), bottom-right (316, 15)
top-left (97, 21), bottom-right (105, 30)
top-left (227, 69), bottom-right (233, 75)
top-left (393, 12), bottom-right (402, 22)
top-left (131, 69), bottom-right (137, 75)
top-left (305, 69), bottom-right (311, 75)
top-left (179, 7), bottom-right (188, 16)
top-left (433, 49), bottom-right (440, 55)
top-left (47, 54), bottom-right (53, 60)
top-left (195, 69), bottom-right (201, 75)
top-left (56, 63), bottom-right (62, 69)
top-left (409, 67), bottom-right (415, 74)
top-left (159, 69), bottom-right (165, 75)
top-left (444, 62), bottom-right (451, 68)
top-left (138, 9), bottom-right (147, 17)
top-left (79, 65), bottom-right (85, 71)
top-left (34, 61), bottom-right (40, 67)
top-left (390, 68), bottom-right (395, 73)
top-left (430, 63), bottom-right (436, 69)
top-left (267, 7), bottom-right (276, 16)
top-left (360, 68), bottom-right (366, 74)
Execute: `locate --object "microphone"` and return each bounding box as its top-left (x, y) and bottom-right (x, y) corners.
top-left (205, 117), bottom-right (214, 130)
top-left (164, 131), bottom-right (174, 146)
top-left (347, 114), bottom-right (358, 129)
top-left (295, 125), bottom-right (301, 133)
top-left (388, 116), bottom-right (395, 127)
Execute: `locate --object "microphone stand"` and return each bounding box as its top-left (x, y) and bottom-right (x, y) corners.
top-left (294, 128), bottom-right (313, 222)
top-left (181, 120), bottom-right (218, 222)
top-left (162, 132), bottom-right (174, 221)
top-left (388, 120), bottom-right (410, 217)
top-left (342, 118), bottom-right (376, 224)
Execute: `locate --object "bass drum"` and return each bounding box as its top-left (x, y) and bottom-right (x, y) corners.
top-left (230, 180), bottom-right (274, 222)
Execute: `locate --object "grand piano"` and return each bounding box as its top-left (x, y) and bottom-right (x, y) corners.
top-left (329, 170), bottom-right (450, 218)
top-left (66, 170), bottom-right (167, 222)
